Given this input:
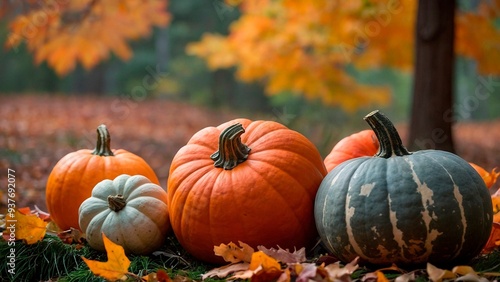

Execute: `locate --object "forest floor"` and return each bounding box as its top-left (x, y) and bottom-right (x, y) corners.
top-left (1, 94), bottom-right (499, 211)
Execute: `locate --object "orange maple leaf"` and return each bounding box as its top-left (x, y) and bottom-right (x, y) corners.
top-left (6, 209), bottom-right (47, 244)
top-left (82, 233), bottom-right (131, 281)
top-left (469, 162), bottom-right (500, 188)
top-left (213, 241), bottom-right (254, 263)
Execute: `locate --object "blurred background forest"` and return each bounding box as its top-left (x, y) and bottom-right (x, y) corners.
top-left (1, 0), bottom-right (500, 209)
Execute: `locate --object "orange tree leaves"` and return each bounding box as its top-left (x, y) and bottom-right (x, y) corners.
top-left (187, 0), bottom-right (396, 111)
top-left (82, 233), bottom-right (131, 281)
top-left (6, 0), bottom-right (170, 75)
top-left (188, 0), bottom-right (500, 111)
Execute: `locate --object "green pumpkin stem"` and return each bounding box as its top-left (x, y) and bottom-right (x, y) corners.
top-left (92, 124), bottom-right (114, 156)
top-left (364, 110), bottom-right (411, 158)
top-left (211, 123), bottom-right (251, 170)
top-left (108, 195), bottom-right (126, 212)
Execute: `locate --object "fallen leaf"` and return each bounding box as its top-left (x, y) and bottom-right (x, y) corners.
top-left (6, 209), bottom-right (47, 244)
top-left (375, 271), bottom-right (390, 282)
top-left (257, 246), bottom-right (306, 263)
top-left (214, 241), bottom-right (254, 263)
top-left (492, 190), bottom-right (500, 223)
top-left (202, 262), bottom-right (250, 280)
top-left (395, 272), bottom-right (416, 282)
top-left (82, 233), bottom-right (131, 281)
top-left (249, 251), bottom-right (282, 271)
top-left (482, 222), bottom-right (500, 254)
top-left (427, 263), bottom-right (456, 282)
top-left (470, 163), bottom-right (499, 188)
top-left (252, 266), bottom-right (283, 282)
top-left (143, 269), bottom-right (172, 282)
top-left (324, 257), bottom-right (359, 280)
top-left (295, 263), bottom-right (319, 282)
top-left (57, 227), bottom-right (86, 244)
top-left (452, 265), bottom-right (476, 276)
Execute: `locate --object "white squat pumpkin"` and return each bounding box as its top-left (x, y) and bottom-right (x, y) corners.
top-left (79, 174), bottom-right (171, 255)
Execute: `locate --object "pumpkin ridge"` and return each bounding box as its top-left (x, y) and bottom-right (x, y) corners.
top-left (243, 160), bottom-right (308, 229)
top-left (56, 155), bottom-right (91, 228)
top-left (344, 159), bottom-right (382, 262)
top-left (127, 201), bottom-right (169, 232)
top-left (423, 154), bottom-right (467, 258)
top-left (245, 156), bottom-right (316, 199)
top-left (428, 152), bottom-right (492, 257)
top-left (240, 121), bottom-right (288, 144)
top-left (179, 169), bottom-right (220, 250)
top-left (393, 157), bottom-right (439, 262)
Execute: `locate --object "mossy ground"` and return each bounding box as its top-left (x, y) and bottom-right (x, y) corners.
top-left (1, 235), bottom-right (500, 282)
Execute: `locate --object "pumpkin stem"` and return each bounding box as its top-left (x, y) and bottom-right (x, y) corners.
top-left (92, 124), bottom-right (114, 156)
top-left (211, 123), bottom-right (251, 170)
top-left (108, 195), bottom-right (126, 212)
top-left (364, 110), bottom-right (411, 158)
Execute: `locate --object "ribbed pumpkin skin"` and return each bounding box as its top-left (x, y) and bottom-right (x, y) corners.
top-left (79, 174), bottom-right (170, 255)
top-left (167, 118), bottom-right (327, 264)
top-left (46, 126), bottom-right (160, 231)
top-left (315, 113), bottom-right (493, 266)
top-left (324, 130), bottom-right (378, 172)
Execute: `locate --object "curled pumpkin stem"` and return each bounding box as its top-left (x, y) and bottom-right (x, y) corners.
top-left (364, 110), bottom-right (411, 158)
top-left (92, 124), bottom-right (114, 156)
top-left (211, 123), bottom-right (251, 170)
top-left (108, 194), bottom-right (126, 212)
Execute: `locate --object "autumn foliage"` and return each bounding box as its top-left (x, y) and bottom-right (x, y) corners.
top-left (188, 0), bottom-right (500, 111)
top-left (4, 0), bottom-right (170, 75)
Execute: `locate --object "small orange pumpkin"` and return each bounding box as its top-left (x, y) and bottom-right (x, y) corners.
top-left (167, 118), bottom-right (327, 263)
top-left (324, 129), bottom-right (378, 172)
top-left (45, 124), bottom-right (159, 231)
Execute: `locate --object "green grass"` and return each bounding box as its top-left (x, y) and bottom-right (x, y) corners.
top-left (0, 235), bottom-right (217, 282)
top-left (1, 234), bottom-right (500, 282)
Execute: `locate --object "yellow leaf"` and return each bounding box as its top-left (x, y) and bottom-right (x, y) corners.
top-left (452, 265), bottom-right (476, 276)
top-left (214, 241), bottom-right (254, 263)
top-left (375, 270), bottom-right (389, 282)
top-left (427, 263), bottom-right (456, 282)
top-left (248, 251), bottom-right (281, 271)
top-left (6, 210), bottom-right (47, 244)
top-left (82, 233), bottom-right (131, 281)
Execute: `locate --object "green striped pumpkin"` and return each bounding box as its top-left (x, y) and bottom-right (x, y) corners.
top-left (314, 110), bottom-right (493, 266)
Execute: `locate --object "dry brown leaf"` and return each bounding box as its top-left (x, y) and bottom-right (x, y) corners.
top-left (257, 245), bottom-right (306, 263)
top-left (324, 257), bottom-right (359, 280)
top-left (201, 262), bottom-right (249, 280)
top-left (214, 241), bottom-right (254, 263)
top-left (394, 272), bottom-right (416, 282)
top-left (57, 227), bottom-right (86, 244)
top-left (427, 263), bottom-right (456, 282)
top-left (295, 263), bottom-right (319, 282)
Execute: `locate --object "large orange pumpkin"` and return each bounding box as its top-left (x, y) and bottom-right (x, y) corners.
top-left (167, 118), bottom-right (327, 264)
top-left (323, 129), bottom-right (378, 172)
top-left (45, 124), bottom-right (159, 231)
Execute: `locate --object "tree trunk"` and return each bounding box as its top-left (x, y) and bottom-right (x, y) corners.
top-left (408, 0), bottom-right (456, 152)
